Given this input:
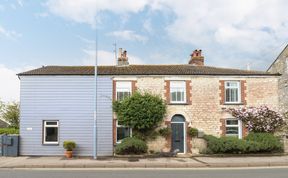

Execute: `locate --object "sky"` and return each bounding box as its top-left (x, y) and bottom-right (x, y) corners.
top-left (0, 0), bottom-right (288, 102)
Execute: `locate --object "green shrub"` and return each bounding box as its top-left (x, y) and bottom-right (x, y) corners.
top-left (132, 130), bottom-right (158, 141)
top-left (188, 128), bottom-right (198, 137)
top-left (63, 141), bottom-right (76, 151)
top-left (204, 133), bottom-right (283, 154)
top-left (113, 92), bottom-right (166, 131)
top-left (158, 127), bottom-right (171, 137)
top-left (204, 135), bottom-right (247, 154)
top-left (245, 133), bottom-right (283, 153)
top-left (115, 137), bottom-right (148, 155)
top-left (0, 128), bottom-right (19, 134)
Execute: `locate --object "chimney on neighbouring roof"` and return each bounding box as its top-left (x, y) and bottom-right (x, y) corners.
top-left (189, 49), bottom-right (204, 66)
top-left (117, 48), bottom-right (129, 66)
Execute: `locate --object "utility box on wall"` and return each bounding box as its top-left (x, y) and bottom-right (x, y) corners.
top-left (1, 135), bottom-right (19, 157)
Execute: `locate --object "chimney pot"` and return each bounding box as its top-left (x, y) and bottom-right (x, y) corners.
top-left (117, 48), bottom-right (129, 66)
top-left (189, 49), bottom-right (204, 66)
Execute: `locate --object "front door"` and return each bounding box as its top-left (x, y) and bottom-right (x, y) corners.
top-left (171, 123), bottom-right (184, 153)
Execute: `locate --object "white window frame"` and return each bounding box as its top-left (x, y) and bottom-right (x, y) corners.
top-left (224, 81), bottom-right (241, 104)
top-left (225, 119), bottom-right (242, 139)
top-left (170, 81), bottom-right (186, 104)
top-left (116, 121), bottom-right (132, 144)
top-left (43, 120), bottom-right (59, 145)
top-left (116, 81), bottom-right (132, 101)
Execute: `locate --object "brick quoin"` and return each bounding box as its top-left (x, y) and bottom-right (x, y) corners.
top-left (113, 80), bottom-right (117, 101)
top-left (186, 80), bottom-right (192, 104)
top-left (132, 81), bottom-right (137, 94)
top-left (186, 123), bottom-right (192, 153)
top-left (219, 80), bottom-right (225, 105)
top-left (241, 80), bottom-right (247, 105)
top-left (220, 119), bottom-right (226, 136)
top-left (242, 123), bottom-right (248, 137)
top-left (164, 81), bottom-right (170, 104)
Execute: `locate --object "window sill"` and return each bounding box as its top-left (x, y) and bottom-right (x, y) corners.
top-left (42, 143), bottom-right (59, 146)
top-left (168, 103), bottom-right (190, 105)
top-left (223, 102), bottom-right (244, 105)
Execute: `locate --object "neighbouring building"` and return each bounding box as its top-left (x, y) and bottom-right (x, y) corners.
top-left (267, 45), bottom-right (288, 113)
top-left (18, 49), bottom-right (280, 156)
top-left (0, 118), bottom-right (9, 128)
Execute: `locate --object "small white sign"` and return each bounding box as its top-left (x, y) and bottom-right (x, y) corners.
top-left (26, 128), bottom-right (33, 131)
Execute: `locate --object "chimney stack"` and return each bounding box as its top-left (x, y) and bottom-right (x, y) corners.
top-left (117, 48), bottom-right (129, 66)
top-left (189, 49), bottom-right (204, 66)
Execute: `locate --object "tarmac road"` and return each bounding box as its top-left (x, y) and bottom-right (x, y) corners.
top-left (0, 167), bottom-right (288, 178)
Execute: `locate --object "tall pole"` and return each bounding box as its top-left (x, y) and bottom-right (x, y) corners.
top-left (93, 14), bottom-right (98, 160)
top-left (113, 43), bottom-right (117, 65)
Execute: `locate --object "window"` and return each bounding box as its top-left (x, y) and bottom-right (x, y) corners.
top-left (116, 81), bottom-right (132, 101)
top-left (116, 121), bottom-right (132, 143)
top-left (225, 81), bottom-right (241, 103)
top-left (225, 119), bottom-right (242, 139)
top-left (170, 81), bottom-right (186, 103)
top-left (43, 121), bottom-right (59, 144)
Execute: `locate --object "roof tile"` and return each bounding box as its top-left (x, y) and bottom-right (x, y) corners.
top-left (18, 65), bottom-right (279, 76)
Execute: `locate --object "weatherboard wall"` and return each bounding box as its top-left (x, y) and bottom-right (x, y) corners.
top-left (19, 76), bottom-right (113, 156)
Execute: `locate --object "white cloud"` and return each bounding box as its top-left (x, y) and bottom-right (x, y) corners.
top-left (34, 12), bottom-right (49, 18)
top-left (160, 0), bottom-right (288, 69)
top-left (107, 30), bottom-right (148, 42)
top-left (143, 19), bottom-right (153, 33)
top-left (46, 0), bottom-right (288, 70)
top-left (17, 0), bottom-right (23, 7)
top-left (0, 25), bottom-right (22, 40)
top-left (0, 65), bottom-right (19, 102)
top-left (0, 65), bottom-right (28, 102)
top-left (82, 49), bottom-right (144, 66)
top-left (46, 0), bottom-right (153, 26)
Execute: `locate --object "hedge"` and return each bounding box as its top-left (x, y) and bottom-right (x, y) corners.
top-left (204, 133), bottom-right (283, 154)
top-left (115, 137), bottom-right (148, 155)
top-left (245, 132), bottom-right (283, 153)
top-left (0, 128), bottom-right (19, 135)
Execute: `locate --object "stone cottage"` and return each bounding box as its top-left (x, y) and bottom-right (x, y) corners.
top-left (267, 45), bottom-right (288, 113)
top-left (18, 49), bottom-right (279, 156)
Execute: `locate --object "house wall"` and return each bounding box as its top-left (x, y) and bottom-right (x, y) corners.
top-left (0, 119), bottom-right (9, 128)
top-left (268, 49), bottom-right (288, 113)
top-left (19, 76), bottom-right (113, 156)
top-left (133, 75), bottom-right (279, 153)
top-left (137, 76), bottom-right (278, 134)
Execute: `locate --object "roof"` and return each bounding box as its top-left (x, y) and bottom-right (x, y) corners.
top-left (18, 65), bottom-right (279, 76)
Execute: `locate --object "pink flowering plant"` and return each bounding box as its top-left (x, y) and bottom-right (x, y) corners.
top-left (228, 106), bottom-right (286, 133)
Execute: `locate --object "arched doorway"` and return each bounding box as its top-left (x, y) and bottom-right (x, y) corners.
top-left (171, 115), bottom-right (186, 153)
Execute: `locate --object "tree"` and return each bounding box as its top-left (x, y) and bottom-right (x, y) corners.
top-left (2, 102), bottom-right (20, 129)
top-left (113, 92), bottom-right (166, 132)
top-left (228, 106), bottom-right (286, 133)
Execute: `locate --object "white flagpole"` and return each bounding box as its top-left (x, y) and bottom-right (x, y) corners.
top-left (93, 12), bottom-right (98, 160)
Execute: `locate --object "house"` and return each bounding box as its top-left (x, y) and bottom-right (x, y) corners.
top-left (18, 49), bottom-right (279, 156)
top-left (267, 45), bottom-right (288, 113)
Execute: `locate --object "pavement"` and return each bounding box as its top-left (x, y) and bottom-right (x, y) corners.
top-left (1, 155), bottom-right (288, 168)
